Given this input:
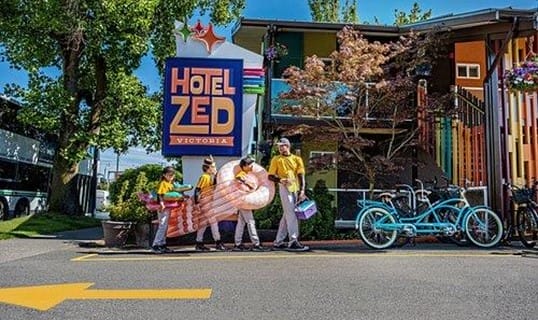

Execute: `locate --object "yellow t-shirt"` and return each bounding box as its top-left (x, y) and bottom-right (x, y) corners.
top-left (268, 154), bottom-right (305, 192)
top-left (196, 172), bottom-right (214, 192)
top-left (235, 170), bottom-right (248, 180)
top-left (156, 180), bottom-right (173, 195)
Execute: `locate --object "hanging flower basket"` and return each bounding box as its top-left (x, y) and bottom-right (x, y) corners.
top-left (264, 42), bottom-right (288, 62)
top-left (504, 57), bottom-right (538, 92)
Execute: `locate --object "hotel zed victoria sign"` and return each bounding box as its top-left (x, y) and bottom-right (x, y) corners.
top-left (163, 57), bottom-right (243, 156)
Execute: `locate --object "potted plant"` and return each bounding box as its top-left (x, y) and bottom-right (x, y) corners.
top-left (103, 172), bottom-right (154, 248)
top-left (264, 42), bottom-right (288, 63)
top-left (505, 56), bottom-right (538, 92)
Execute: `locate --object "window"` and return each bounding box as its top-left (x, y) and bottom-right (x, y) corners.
top-left (309, 151), bottom-right (336, 166)
top-left (310, 151), bottom-right (335, 158)
top-left (456, 63), bottom-right (480, 79)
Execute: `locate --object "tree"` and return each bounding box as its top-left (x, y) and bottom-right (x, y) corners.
top-left (393, 2), bottom-right (432, 25)
top-left (0, 0), bottom-right (245, 215)
top-left (308, 0), bottom-right (359, 23)
top-left (279, 27), bottom-right (448, 190)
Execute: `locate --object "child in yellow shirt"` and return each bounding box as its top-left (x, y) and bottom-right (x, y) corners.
top-left (152, 166), bottom-right (175, 254)
top-left (233, 157), bottom-right (264, 251)
top-left (194, 158), bottom-right (225, 251)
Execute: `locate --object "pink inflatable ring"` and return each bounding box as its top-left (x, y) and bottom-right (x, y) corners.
top-left (216, 160), bottom-right (275, 210)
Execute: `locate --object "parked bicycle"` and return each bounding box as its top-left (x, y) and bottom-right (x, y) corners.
top-left (504, 181), bottom-right (538, 248)
top-left (356, 179), bottom-right (503, 249)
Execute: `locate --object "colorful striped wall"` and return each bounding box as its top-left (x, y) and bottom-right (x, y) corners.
top-left (422, 35), bottom-right (538, 187)
top-left (503, 35), bottom-right (538, 185)
top-left (419, 85), bottom-right (486, 186)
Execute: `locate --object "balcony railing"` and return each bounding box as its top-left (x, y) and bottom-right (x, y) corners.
top-left (270, 78), bottom-right (409, 122)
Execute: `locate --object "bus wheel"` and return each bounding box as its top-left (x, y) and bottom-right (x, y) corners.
top-left (0, 199), bottom-right (8, 220)
top-left (14, 200), bottom-right (30, 217)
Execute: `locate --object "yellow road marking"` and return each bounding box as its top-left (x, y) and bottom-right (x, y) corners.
top-left (0, 283), bottom-right (211, 311)
top-left (72, 251), bottom-right (515, 262)
top-left (72, 254), bottom-right (98, 261)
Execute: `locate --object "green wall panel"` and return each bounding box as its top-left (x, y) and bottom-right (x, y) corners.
top-left (274, 32), bottom-right (304, 77)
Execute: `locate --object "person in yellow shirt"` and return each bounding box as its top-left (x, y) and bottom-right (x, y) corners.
top-left (233, 157), bottom-right (264, 251)
top-left (152, 166), bottom-right (175, 254)
top-left (194, 157), bottom-right (225, 251)
top-left (268, 138), bottom-right (309, 251)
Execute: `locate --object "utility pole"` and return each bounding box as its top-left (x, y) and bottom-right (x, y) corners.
top-left (89, 147), bottom-right (99, 217)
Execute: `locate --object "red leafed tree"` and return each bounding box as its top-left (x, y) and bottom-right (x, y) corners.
top-left (279, 26), bottom-right (449, 190)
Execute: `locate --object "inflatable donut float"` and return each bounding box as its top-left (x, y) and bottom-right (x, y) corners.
top-left (215, 160), bottom-right (275, 210)
top-left (140, 161), bottom-right (275, 238)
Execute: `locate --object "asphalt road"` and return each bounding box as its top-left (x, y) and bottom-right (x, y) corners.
top-left (0, 236), bottom-right (537, 320)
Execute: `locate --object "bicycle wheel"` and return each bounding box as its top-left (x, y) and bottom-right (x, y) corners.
top-left (464, 208), bottom-right (503, 248)
top-left (358, 207), bottom-right (397, 249)
top-left (437, 206), bottom-right (470, 247)
top-left (516, 207), bottom-right (538, 248)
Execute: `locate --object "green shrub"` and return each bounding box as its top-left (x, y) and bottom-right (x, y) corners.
top-left (254, 179), bottom-right (337, 240)
top-left (254, 194), bottom-right (282, 229)
top-left (300, 180), bottom-right (337, 240)
top-left (108, 172), bottom-right (152, 223)
top-left (109, 163), bottom-right (182, 204)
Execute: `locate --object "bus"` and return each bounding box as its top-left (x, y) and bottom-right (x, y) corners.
top-left (0, 95), bottom-right (57, 220)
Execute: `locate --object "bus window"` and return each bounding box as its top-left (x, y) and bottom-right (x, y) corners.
top-left (0, 159), bottom-right (17, 182)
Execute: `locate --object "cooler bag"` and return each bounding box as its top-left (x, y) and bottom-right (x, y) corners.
top-left (295, 198), bottom-right (317, 220)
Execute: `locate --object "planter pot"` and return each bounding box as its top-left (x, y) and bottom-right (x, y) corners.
top-left (134, 223), bottom-right (150, 248)
top-left (102, 220), bottom-right (134, 248)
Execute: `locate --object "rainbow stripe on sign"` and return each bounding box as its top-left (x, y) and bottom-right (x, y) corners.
top-left (243, 68), bottom-right (265, 95)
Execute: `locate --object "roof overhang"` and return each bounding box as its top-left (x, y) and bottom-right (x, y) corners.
top-left (232, 8), bottom-right (538, 49)
top-left (401, 8), bottom-right (537, 32)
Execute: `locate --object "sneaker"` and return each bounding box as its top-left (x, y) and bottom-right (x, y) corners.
top-left (287, 241), bottom-right (310, 251)
top-left (151, 245), bottom-right (164, 254)
top-left (195, 242), bottom-right (210, 252)
top-left (215, 241), bottom-right (227, 251)
top-left (161, 246), bottom-right (174, 253)
top-left (272, 242), bottom-right (287, 250)
top-left (251, 244), bottom-right (265, 252)
top-left (232, 244), bottom-right (247, 251)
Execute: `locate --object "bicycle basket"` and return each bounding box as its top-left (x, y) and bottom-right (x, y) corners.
top-left (512, 188), bottom-right (534, 204)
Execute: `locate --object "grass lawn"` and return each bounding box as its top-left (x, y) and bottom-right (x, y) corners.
top-left (0, 213), bottom-right (102, 240)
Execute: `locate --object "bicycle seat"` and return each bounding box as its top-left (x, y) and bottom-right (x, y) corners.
top-left (377, 192), bottom-right (395, 200)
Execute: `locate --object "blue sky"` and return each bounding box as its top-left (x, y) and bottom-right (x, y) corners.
top-left (1, 0), bottom-right (536, 173)
top-left (2, 0), bottom-right (536, 93)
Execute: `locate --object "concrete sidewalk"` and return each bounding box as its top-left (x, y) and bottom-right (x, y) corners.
top-left (0, 226), bottom-right (531, 260)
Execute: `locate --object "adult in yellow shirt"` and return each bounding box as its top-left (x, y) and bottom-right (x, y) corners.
top-left (268, 138), bottom-right (309, 251)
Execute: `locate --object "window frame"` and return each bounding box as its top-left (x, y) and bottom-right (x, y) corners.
top-left (456, 63), bottom-right (481, 79)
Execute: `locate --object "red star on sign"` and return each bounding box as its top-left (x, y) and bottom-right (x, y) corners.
top-left (191, 20), bottom-right (205, 35)
top-left (193, 23), bottom-right (225, 54)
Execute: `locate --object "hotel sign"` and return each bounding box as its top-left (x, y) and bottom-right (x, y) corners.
top-left (163, 57), bottom-right (243, 156)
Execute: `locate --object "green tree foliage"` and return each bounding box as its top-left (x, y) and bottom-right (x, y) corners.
top-left (393, 2), bottom-right (432, 25)
top-left (308, 0), bottom-right (359, 23)
top-left (0, 0), bottom-right (244, 215)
